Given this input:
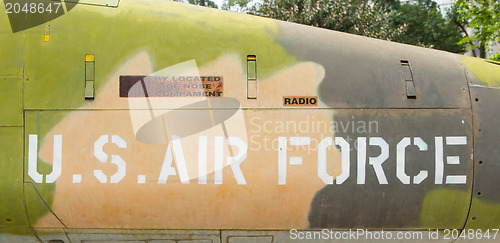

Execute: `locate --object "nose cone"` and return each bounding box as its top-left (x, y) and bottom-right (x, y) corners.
top-left (460, 56), bottom-right (500, 229)
top-left (461, 56), bottom-right (500, 88)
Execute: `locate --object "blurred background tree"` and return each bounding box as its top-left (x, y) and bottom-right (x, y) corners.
top-left (455, 0), bottom-right (500, 60)
top-left (384, 0), bottom-right (464, 53)
top-left (180, 0), bottom-right (500, 58)
top-left (175, 0), bottom-right (219, 8)
top-left (247, 0), bottom-right (407, 40)
top-left (222, 0), bottom-right (464, 53)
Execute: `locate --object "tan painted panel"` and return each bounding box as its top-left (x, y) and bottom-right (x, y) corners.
top-left (25, 50), bottom-right (337, 229)
top-left (27, 107), bottom-right (338, 229)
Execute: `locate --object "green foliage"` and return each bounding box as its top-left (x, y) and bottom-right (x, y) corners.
top-left (174, 0), bottom-right (219, 8)
top-left (490, 53), bottom-right (500, 62)
top-left (222, 0), bottom-right (254, 11)
top-left (456, 0), bottom-right (500, 58)
top-left (390, 0), bottom-right (464, 53)
top-left (247, 0), bottom-right (407, 41)
top-left (456, 0), bottom-right (500, 45)
top-left (226, 0), bottom-right (465, 53)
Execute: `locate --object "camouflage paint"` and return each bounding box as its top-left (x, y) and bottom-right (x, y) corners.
top-left (274, 21), bottom-right (470, 109)
top-left (421, 189), bottom-right (500, 229)
top-left (0, 6), bottom-right (22, 76)
top-left (19, 0), bottom-right (297, 228)
top-left (465, 82), bottom-right (500, 229)
top-left (460, 56), bottom-right (500, 87)
top-left (23, 0), bottom-right (296, 110)
top-left (420, 189), bottom-right (470, 228)
top-left (0, 0), bottom-right (498, 239)
top-left (0, 2), bottom-right (28, 231)
top-left (0, 127), bottom-right (27, 227)
top-left (29, 52), bottom-right (337, 228)
top-left (308, 110), bottom-right (472, 229)
top-left (0, 77), bottom-right (22, 126)
top-left (274, 18), bottom-right (474, 229)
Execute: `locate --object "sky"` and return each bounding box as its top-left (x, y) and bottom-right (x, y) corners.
top-left (213, 0), bottom-right (224, 8)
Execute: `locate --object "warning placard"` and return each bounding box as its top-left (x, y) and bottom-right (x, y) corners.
top-left (119, 76), bottom-right (223, 97)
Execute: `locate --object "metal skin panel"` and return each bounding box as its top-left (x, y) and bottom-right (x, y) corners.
top-left (464, 87), bottom-right (500, 229)
top-left (461, 56), bottom-right (500, 88)
top-left (22, 1), bottom-right (297, 110)
top-left (452, 57), bottom-right (500, 243)
top-left (276, 22), bottom-right (470, 109)
top-left (0, 127), bottom-right (29, 228)
top-left (0, 2), bottom-right (22, 76)
top-left (35, 228), bottom-right (71, 243)
top-left (23, 106), bottom-right (472, 230)
top-left (221, 230), bottom-right (455, 243)
top-left (20, 0), bottom-right (467, 111)
top-left (65, 229), bottom-right (220, 243)
top-left (23, 108), bottom-right (334, 229)
top-left (308, 109), bottom-right (473, 229)
top-left (0, 77), bottom-right (23, 126)
top-left (75, 0), bottom-right (119, 7)
top-left (0, 77), bottom-right (23, 127)
top-left (0, 228), bottom-right (40, 243)
top-left (0, 0), bottom-right (499, 241)
top-left (459, 57), bottom-right (500, 231)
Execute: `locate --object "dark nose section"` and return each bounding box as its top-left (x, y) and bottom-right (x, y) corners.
top-left (462, 57), bottom-right (500, 228)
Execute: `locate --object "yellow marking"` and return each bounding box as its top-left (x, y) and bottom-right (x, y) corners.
top-left (85, 54), bottom-right (95, 62)
top-left (247, 55), bottom-right (256, 61)
top-left (400, 60), bottom-right (409, 65)
top-left (44, 24), bottom-right (50, 42)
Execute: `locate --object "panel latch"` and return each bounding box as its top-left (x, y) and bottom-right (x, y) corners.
top-left (85, 54), bottom-right (95, 99)
top-left (401, 60), bottom-right (416, 99)
top-left (247, 55), bottom-right (257, 99)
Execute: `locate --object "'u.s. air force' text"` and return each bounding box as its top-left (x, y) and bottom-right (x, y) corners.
top-left (28, 134), bottom-right (468, 185)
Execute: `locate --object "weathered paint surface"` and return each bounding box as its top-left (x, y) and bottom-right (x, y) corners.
top-left (0, 5), bottom-right (22, 76)
top-left (465, 85), bottom-right (500, 229)
top-left (0, 127), bottom-right (27, 227)
top-left (29, 53), bottom-right (335, 228)
top-left (308, 109), bottom-right (472, 229)
top-left (460, 56), bottom-right (500, 87)
top-left (22, 0), bottom-right (296, 110)
top-left (0, 0), bottom-right (498, 240)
